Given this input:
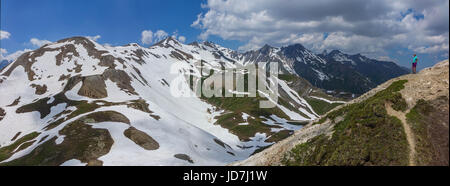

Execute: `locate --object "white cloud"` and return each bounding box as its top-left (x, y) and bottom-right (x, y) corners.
top-left (178, 36), bottom-right (186, 43)
top-left (413, 43), bottom-right (449, 54)
top-left (141, 30), bottom-right (154, 45)
top-left (141, 29), bottom-right (183, 45)
top-left (193, 0), bottom-right (449, 56)
top-left (86, 35), bottom-right (101, 41)
top-left (172, 30), bottom-right (187, 43)
top-left (377, 56), bottom-right (399, 63)
top-left (0, 48), bottom-right (32, 62)
top-left (0, 30), bottom-right (11, 40)
top-left (154, 30), bottom-right (168, 42)
top-left (30, 38), bottom-right (52, 47)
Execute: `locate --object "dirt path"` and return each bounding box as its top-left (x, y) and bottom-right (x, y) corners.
top-left (385, 103), bottom-right (416, 166)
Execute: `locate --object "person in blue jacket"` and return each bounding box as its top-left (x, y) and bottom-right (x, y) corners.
top-left (412, 54), bottom-right (418, 74)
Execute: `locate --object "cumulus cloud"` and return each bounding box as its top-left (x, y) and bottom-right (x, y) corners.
top-left (0, 48), bottom-right (32, 62)
top-left (193, 0), bottom-right (449, 56)
top-left (178, 36), bottom-right (187, 43)
top-left (86, 35), bottom-right (101, 41)
top-left (141, 30), bottom-right (154, 45)
top-left (30, 38), bottom-right (52, 47)
top-left (0, 30), bottom-right (11, 40)
top-left (154, 30), bottom-right (168, 41)
top-left (141, 29), bottom-right (185, 44)
top-left (0, 48), bottom-right (7, 55)
top-left (172, 30), bottom-right (187, 43)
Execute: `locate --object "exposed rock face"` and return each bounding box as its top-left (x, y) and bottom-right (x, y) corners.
top-left (102, 69), bottom-right (136, 95)
top-left (64, 69), bottom-right (136, 98)
top-left (30, 84), bottom-right (47, 95)
top-left (2, 52), bottom-right (36, 81)
top-left (64, 75), bottom-right (83, 91)
top-left (7, 97), bottom-right (20, 107)
top-left (0, 108), bottom-right (5, 121)
top-left (174, 154), bottom-right (194, 164)
top-left (55, 44), bottom-right (80, 66)
top-left (81, 111), bottom-right (130, 124)
top-left (124, 127), bottom-right (159, 150)
top-left (78, 75), bottom-right (107, 99)
top-left (127, 99), bottom-right (152, 113)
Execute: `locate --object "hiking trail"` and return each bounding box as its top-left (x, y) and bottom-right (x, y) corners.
top-left (385, 103), bottom-right (416, 166)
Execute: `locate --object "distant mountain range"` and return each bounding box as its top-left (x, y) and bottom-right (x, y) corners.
top-left (241, 44), bottom-right (410, 94)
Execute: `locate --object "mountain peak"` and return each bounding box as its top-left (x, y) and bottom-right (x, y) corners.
top-left (202, 41), bottom-right (217, 49)
top-left (290, 43), bottom-right (306, 50)
top-left (258, 44), bottom-right (275, 55)
top-left (123, 43), bottom-right (142, 47)
top-left (152, 36), bottom-right (181, 48)
top-left (56, 36), bottom-right (93, 45)
top-left (328, 49), bottom-right (343, 56)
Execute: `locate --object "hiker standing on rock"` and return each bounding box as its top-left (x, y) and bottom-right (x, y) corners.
top-left (412, 54), bottom-right (418, 74)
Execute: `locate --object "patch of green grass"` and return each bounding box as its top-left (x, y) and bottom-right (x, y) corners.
top-left (1, 120), bottom-right (113, 166)
top-left (195, 65), bottom-right (302, 142)
top-left (214, 112), bottom-right (273, 141)
top-left (16, 93), bottom-right (100, 120)
top-left (206, 94), bottom-right (296, 141)
top-left (0, 132), bottom-right (40, 162)
top-left (277, 97), bottom-right (311, 119)
top-left (305, 97), bottom-right (343, 115)
top-left (283, 80), bottom-right (410, 166)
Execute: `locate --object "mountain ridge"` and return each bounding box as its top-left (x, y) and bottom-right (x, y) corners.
top-left (232, 59), bottom-right (449, 166)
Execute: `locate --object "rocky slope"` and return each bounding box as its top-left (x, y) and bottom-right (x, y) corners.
top-left (0, 36), bottom-right (339, 166)
top-left (232, 59), bottom-right (449, 166)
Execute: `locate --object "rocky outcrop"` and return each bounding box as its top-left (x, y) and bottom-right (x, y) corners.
top-left (78, 75), bottom-right (107, 99)
top-left (30, 84), bottom-right (47, 95)
top-left (174, 154), bottom-right (194, 164)
top-left (81, 111), bottom-right (130, 124)
top-left (0, 108), bottom-right (5, 121)
top-left (102, 69), bottom-right (136, 95)
top-left (124, 127), bottom-right (159, 150)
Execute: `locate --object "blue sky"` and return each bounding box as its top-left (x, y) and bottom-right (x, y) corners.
top-left (1, 0), bottom-right (448, 70)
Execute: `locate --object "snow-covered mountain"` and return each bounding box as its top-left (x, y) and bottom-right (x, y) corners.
top-left (0, 36), bottom-right (330, 166)
top-left (227, 43), bottom-right (409, 95)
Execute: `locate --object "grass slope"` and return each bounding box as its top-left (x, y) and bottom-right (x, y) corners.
top-left (282, 80), bottom-right (410, 166)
